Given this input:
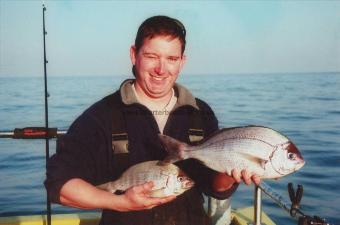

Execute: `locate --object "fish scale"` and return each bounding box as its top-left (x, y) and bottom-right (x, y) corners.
top-left (199, 126), bottom-right (288, 148)
top-left (190, 139), bottom-right (274, 175)
top-left (160, 126), bottom-right (305, 179)
top-left (96, 160), bottom-right (194, 197)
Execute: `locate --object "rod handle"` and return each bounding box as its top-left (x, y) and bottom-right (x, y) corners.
top-left (14, 127), bottom-right (57, 139)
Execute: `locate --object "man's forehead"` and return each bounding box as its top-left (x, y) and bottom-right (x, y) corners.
top-left (141, 35), bottom-right (181, 46)
top-left (140, 36), bottom-right (182, 54)
top-left (146, 34), bottom-right (178, 41)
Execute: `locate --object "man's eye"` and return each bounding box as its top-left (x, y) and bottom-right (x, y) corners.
top-left (168, 57), bottom-right (178, 62)
top-left (144, 54), bottom-right (157, 59)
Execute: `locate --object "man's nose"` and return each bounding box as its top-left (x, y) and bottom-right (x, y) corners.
top-left (154, 59), bottom-right (166, 75)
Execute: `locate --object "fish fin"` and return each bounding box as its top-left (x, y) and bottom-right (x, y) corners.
top-left (239, 152), bottom-right (265, 165)
top-left (96, 182), bottom-right (117, 194)
top-left (237, 149), bottom-right (270, 161)
top-left (156, 160), bottom-right (171, 166)
top-left (158, 134), bottom-right (190, 163)
top-left (114, 190), bottom-right (126, 195)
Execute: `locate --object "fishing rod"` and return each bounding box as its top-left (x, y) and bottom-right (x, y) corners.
top-left (0, 3), bottom-right (62, 223)
top-left (42, 2), bottom-right (52, 225)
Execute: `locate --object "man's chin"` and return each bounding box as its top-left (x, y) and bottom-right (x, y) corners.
top-left (146, 85), bottom-right (170, 98)
top-left (146, 88), bottom-right (171, 99)
top-left (147, 92), bottom-right (168, 99)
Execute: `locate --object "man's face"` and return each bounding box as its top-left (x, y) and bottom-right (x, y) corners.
top-left (130, 35), bottom-right (186, 99)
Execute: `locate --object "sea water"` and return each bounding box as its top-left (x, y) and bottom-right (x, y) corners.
top-left (0, 73), bottom-right (339, 225)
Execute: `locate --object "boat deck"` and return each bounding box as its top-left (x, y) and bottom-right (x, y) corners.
top-left (0, 207), bottom-right (276, 225)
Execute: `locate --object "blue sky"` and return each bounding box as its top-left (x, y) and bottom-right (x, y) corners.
top-left (0, 0), bottom-right (339, 77)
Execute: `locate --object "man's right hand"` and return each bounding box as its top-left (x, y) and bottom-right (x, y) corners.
top-left (117, 181), bottom-right (177, 211)
top-left (59, 178), bottom-right (176, 211)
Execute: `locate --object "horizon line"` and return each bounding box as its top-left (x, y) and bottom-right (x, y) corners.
top-left (0, 71), bottom-right (340, 78)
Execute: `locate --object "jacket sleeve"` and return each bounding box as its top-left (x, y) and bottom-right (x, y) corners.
top-left (191, 99), bottom-right (239, 199)
top-left (44, 111), bottom-right (109, 204)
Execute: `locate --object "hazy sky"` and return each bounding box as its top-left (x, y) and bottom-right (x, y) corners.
top-left (1, 0), bottom-right (339, 77)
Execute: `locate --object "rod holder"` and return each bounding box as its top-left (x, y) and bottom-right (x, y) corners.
top-left (253, 185), bottom-right (263, 225)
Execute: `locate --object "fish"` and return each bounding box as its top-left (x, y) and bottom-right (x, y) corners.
top-left (96, 160), bottom-right (194, 197)
top-left (159, 126), bottom-right (305, 179)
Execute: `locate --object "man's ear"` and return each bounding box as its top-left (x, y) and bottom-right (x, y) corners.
top-left (130, 45), bottom-right (137, 65)
top-left (179, 54), bottom-right (186, 71)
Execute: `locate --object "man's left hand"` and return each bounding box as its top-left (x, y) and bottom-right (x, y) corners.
top-left (231, 169), bottom-right (261, 186)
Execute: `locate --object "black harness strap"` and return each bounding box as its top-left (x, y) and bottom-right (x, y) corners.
top-left (188, 106), bottom-right (204, 143)
top-left (108, 92), bottom-right (129, 154)
top-left (107, 92), bottom-right (131, 179)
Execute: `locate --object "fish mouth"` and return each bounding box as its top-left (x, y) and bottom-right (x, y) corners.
top-left (295, 160), bottom-right (305, 171)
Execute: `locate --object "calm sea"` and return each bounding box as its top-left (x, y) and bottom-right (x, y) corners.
top-left (0, 73), bottom-right (339, 225)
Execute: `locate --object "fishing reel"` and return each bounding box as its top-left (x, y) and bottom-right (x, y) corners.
top-left (297, 215), bottom-right (331, 225)
top-left (288, 183), bottom-right (332, 225)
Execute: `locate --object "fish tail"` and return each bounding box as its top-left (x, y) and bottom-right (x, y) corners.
top-left (158, 134), bottom-right (191, 163)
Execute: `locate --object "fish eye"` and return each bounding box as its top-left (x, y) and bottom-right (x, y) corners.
top-left (177, 176), bottom-right (184, 182)
top-left (288, 152), bottom-right (296, 160)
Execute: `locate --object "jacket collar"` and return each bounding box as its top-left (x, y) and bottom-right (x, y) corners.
top-left (119, 79), bottom-right (199, 110)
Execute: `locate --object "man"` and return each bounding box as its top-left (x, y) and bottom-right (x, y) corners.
top-left (45, 15), bottom-right (260, 225)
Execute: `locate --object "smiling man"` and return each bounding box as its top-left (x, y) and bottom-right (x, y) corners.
top-left (131, 35), bottom-right (185, 99)
top-left (45, 16), bottom-right (259, 225)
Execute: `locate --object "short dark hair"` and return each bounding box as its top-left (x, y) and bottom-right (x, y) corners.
top-left (132, 15), bottom-right (186, 76)
top-left (135, 15), bottom-right (186, 54)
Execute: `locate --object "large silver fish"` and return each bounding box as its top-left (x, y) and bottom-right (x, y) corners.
top-left (96, 160), bottom-right (194, 197)
top-left (159, 126), bottom-right (305, 179)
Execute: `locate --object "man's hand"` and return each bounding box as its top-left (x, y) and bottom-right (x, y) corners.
top-left (231, 169), bottom-right (261, 186)
top-left (211, 169), bottom-right (261, 192)
top-left (117, 181), bottom-right (176, 211)
top-left (59, 178), bottom-right (176, 211)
